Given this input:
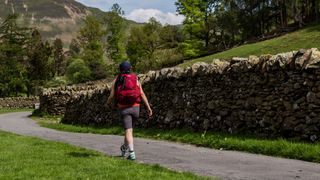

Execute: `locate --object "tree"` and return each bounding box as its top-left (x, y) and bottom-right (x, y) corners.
top-left (142, 18), bottom-right (162, 59)
top-left (176, 0), bottom-right (218, 49)
top-left (75, 16), bottom-right (107, 81)
top-left (81, 41), bottom-right (107, 79)
top-left (25, 29), bottom-right (52, 96)
top-left (53, 38), bottom-right (65, 76)
top-left (66, 58), bottom-right (91, 83)
top-left (104, 3), bottom-right (126, 63)
top-left (69, 38), bottom-right (80, 56)
top-left (277, 0), bottom-right (288, 28)
top-left (78, 16), bottom-right (105, 49)
top-left (126, 26), bottom-right (145, 68)
top-left (126, 18), bottom-right (162, 70)
top-left (0, 14), bottom-right (30, 97)
top-left (159, 25), bottom-right (184, 49)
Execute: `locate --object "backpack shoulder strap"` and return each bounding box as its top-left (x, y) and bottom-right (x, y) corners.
top-left (114, 75), bottom-right (120, 90)
top-left (115, 73), bottom-right (128, 90)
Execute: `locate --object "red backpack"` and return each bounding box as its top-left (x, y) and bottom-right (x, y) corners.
top-left (115, 73), bottom-right (141, 105)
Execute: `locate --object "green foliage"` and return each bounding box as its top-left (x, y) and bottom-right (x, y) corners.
top-left (26, 29), bottom-right (53, 95)
top-left (143, 18), bottom-right (162, 55)
top-left (126, 26), bottom-right (147, 67)
top-left (136, 48), bottom-right (184, 70)
top-left (45, 76), bottom-right (67, 88)
top-left (81, 41), bottom-right (107, 80)
top-left (0, 14), bottom-right (31, 97)
top-left (0, 14), bottom-right (57, 97)
top-left (104, 4), bottom-right (127, 63)
top-left (127, 18), bottom-right (164, 72)
top-left (53, 38), bottom-right (65, 76)
top-left (126, 18), bottom-right (185, 73)
top-left (1, 0), bottom-right (319, 78)
top-left (160, 25), bottom-right (184, 49)
top-left (176, 0), bottom-right (216, 50)
top-left (69, 38), bottom-right (80, 57)
top-left (179, 40), bottom-right (205, 58)
top-left (66, 58), bottom-right (92, 83)
top-left (5, 0), bottom-right (319, 89)
top-left (176, 0), bottom-right (320, 58)
top-left (31, 109), bottom-right (49, 117)
top-left (78, 16), bottom-right (105, 48)
top-left (180, 23), bottom-right (320, 67)
top-left (74, 16), bottom-right (108, 81)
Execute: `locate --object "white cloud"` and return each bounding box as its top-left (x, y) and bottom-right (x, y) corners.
top-left (125, 9), bottom-right (184, 25)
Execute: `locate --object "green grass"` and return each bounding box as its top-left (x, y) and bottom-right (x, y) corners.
top-left (35, 117), bottom-right (320, 163)
top-left (0, 130), bottom-right (211, 180)
top-left (180, 23), bottom-right (320, 67)
top-left (0, 108), bottom-right (33, 114)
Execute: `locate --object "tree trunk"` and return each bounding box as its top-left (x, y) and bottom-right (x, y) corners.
top-left (279, 0), bottom-right (284, 28)
top-left (300, 0), bottom-right (306, 26)
top-left (283, 0), bottom-right (288, 27)
top-left (293, 0), bottom-right (304, 27)
top-left (205, 29), bottom-right (209, 49)
top-left (258, 3), bottom-right (262, 35)
top-left (314, 0), bottom-right (319, 22)
top-left (204, 11), bottom-right (209, 49)
top-left (232, 31), bottom-right (235, 46)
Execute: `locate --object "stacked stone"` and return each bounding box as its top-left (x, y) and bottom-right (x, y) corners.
top-left (40, 79), bottom-right (109, 115)
top-left (42, 48), bottom-right (320, 142)
top-left (0, 97), bottom-right (39, 109)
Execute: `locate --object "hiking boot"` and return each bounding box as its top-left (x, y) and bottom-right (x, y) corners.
top-left (127, 151), bottom-right (136, 160)
top-left (120, 144), bottom-right (128, 157)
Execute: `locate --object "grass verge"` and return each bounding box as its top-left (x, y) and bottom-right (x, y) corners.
top-left (0, 130), bottom-right (211, 180)
top-left (180, 23), bottom-right (320, 67)
top-left (34, 116), bottom-right (320, 163)
top-left (0, 108), bottom-right (33, 114)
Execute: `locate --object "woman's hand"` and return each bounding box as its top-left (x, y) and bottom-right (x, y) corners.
top-left (147, 107), bottom-right (153, 117)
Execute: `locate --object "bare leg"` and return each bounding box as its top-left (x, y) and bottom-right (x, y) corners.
top-left (125, 128), bottom-right (134, 151)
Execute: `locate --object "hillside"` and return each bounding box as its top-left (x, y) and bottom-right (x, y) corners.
top-left (180, 23), bottom-right (320, 67)
top-left (0, 0), bottom-right (136, 46)
top-left (0, 0), bottom-right (91, 45)
top-left (0, 0), bottom-right (89, 18)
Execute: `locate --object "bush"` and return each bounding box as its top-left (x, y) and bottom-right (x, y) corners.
top-left (179, 40), bottom-right (205, 59)
top-left (135, 48), bottom-right (183, 73)
top-left (32, 109), bottom-right (47, 117)
top-left (45, 76), bottom-right (67, 87)
top-left (66, 58), bottom-right (92, 83)
top-left (81, 42), bottom-right (108, 80)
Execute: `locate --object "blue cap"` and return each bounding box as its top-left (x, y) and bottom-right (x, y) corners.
top-left (119, 61), bottom-right (132, 72)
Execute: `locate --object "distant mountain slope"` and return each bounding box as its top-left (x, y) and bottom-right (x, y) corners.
top-left (180, 23), bottom-right (320, 67)
top-left (0, 0), bottom-right (123, 46)
top-left (0, 0), bottom-right (88, 18)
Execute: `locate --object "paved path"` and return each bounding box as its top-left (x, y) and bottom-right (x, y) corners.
top-left (0, 112), bottom-right (320, 180)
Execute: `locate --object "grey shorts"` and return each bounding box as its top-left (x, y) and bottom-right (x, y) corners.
top-left (119, 106), bottom-right (140, 129)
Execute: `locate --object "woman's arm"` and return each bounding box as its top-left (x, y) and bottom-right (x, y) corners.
top-left (107, 79), bottom-right (116, 107)
top-left (139, 83), bottom-right (153, 117)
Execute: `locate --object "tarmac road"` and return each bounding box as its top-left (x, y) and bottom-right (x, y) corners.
top-left (0, 112), bottom-right (320, 180)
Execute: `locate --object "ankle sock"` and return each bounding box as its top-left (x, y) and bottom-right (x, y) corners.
top-left (128, 143), bottom-right (134, 152)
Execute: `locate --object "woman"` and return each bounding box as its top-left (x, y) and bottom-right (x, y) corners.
top-left (107, 61), bottom-right (153, 160)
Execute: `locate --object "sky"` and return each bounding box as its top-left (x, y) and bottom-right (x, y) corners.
top-left (75, 0), bottom-right (184, 25)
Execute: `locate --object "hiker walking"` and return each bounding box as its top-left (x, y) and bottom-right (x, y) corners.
top-left (107, 61), bottom-right (153, 160)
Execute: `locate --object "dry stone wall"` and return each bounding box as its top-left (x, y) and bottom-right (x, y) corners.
top-left (40, 79), bottom-right (109, 115)
top-left (0, 97), bottom-right (39, 109)
top-left (40, 48), bottom-right (320, 142)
